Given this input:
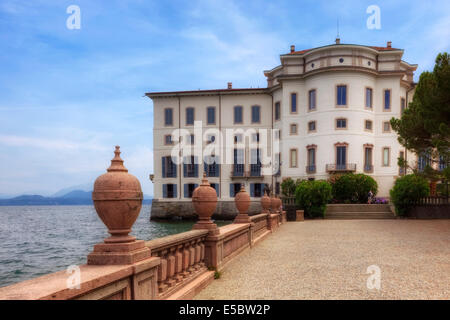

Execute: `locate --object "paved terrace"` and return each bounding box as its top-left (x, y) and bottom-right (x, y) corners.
top-left (195, 220), bottom-right (450, 300)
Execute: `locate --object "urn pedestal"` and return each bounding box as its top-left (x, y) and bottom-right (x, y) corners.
top-left (87, 146), bottom-right (151, 265)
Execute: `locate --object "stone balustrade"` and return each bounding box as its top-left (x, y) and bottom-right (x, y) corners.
top-left (0, 147), bottom-right (287, 300)
top-left (145, 229), bottom-right (209, 299)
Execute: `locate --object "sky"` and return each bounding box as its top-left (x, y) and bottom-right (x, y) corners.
top-left (0, 0), bottom-right (449, 197)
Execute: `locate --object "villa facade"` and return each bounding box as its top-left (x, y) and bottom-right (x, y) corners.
top-left (146, 40), bottom-right (418, 218)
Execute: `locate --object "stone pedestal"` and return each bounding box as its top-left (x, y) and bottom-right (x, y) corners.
top-left (87, 240), bottom-right (151, 265)
top-left (296, 210), bottom-right (305, 221)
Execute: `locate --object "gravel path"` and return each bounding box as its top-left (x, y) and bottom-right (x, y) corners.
top-left (194, 220), bottom-right (450, 300)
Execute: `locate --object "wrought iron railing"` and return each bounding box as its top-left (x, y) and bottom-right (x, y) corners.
top-left (326, 163), bottom-right (357, 172)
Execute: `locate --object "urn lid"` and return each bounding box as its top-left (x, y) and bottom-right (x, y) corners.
top-left (92, 146), bottom-right (143, 201)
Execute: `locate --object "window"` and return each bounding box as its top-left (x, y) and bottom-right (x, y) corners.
top-left (308, 89), bottom-right (316, 110)
top-left (204, 156), bottom-right (220, 177)
top-left (234, 106), bottom-right (243, 124)
top-left (383, 121), bottom-right (391, 132)
top-left (439, 155), bottom-right (447, 171)
top-left (210, 183), bottom-right (219, 197)
top-left (162, 156), bottom-right (177, 178)
top-left (274, 152), bottom-right (281, 175)
top-left (384, 89), bottom-right (391, 110)
top-left (336, 118), bottom-right (347, 129)
top-left (187, 134), bottom-right (195, 144)
top-left (382, 147), bottom-right (390, 166)
top-left (275, 102), bottom-right (280, 121)
top-left (290, 149), bottom-right (298, 168)
top-left (233, 149), bottom-right (244, 176)
top-left (183, 156), bottom-right (198, 177)
top-left (207, 107), bottom-right (216, 125)
top-left (162, 184), bottom-right (177, 198)
top-left (250, 149), bottom-right (262, 176)
top-left (184, 183), bottom-right (198, 198)
top-left (164, 108), bottom-right (173, 126)
top-left (290, 123), bottom-right (297, 135)
top-left (336, 85), bottom-right (347, 106)
top-left (365, 88), bottom-right (373, 109)
top-left (399, 151), bottom-right (406, 175)
top-left (364, 146), bottom-right (373, 172)
top-left (251, 105), bottom-right (260, 123)
top-left (250, 183), bottom-right (265, 197)
top-left (400, 98), bottom-right (406, 116)
top-left (308, 121), bottom-right (316, 132)
top-left (186, 107), bottom-right (194, 125)
top-left (274, 129), bottom-right (280, 140)
top-left (418, 153), bottom-right (431, 171)
top-left (290, 93), bottom-right (297, 113)
top-left (336, 146), bottom-right (347, 168)
top-left (365, 120), bottom-right (373, 131)
top-left (164, 134), bottom-right (173, 145)
top-left (230, 183), bottom-right (242, 197)
top-left (307, 147), bottom-right (316, 173)
top-left (252, 132), bottom-right (260, 143)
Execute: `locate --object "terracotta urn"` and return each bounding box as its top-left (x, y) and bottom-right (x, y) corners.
top-left (261, 190), bottom-right (271, 213)
top-left (234, 184), bottom-right (251, 223)
top-left (192, 173), bottom-right (219, 234)
top-left (276, 197), bottom-right (282, 212)
top-left (270, 196), bottom-right (278, 213)
top-left (92, 146), bottom-right (143, 243)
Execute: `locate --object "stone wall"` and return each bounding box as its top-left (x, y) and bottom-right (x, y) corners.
top-left (407, 205), bottom-right (450, 219)
top-left (151, 199), bottom-right (262, 220)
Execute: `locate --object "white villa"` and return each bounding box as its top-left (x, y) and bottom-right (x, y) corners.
top-left (146, 39), bottom-right (418, 219)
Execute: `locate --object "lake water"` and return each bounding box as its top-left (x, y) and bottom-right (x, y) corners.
top-left (0, 205), bottom-right (230, 288)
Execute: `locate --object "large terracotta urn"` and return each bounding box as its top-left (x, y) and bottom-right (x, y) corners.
top-left (92, 146), bottom-right (143, 243)
top-left (270, 195), bottom-right (278, 213)
top-left (88, 146), bottom-right (150, 265)
top-left (261, 190), bottom-right (271, 213)
top-left (234, 184), bottom-right (251, 223)
top-left (192, 173), bottom-right (219, 235)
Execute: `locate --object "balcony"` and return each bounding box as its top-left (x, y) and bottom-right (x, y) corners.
top-left (364, 164), bottom-right (374, 173)
top-left (306, 165), bottom-right (316, 174)
top-left (326, 163), bottom-right (356, 173)
top-left (230, 164), bottom-right (264, 179)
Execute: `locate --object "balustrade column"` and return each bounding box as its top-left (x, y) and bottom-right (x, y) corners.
top-left (182, 243), bottom-right (191, 276)
top-left (157, 250), bottom-right (168, 293)
top-left (165, 248), bottom-right (176, 288)
top-left (175, 245), bottom-right (184, 282)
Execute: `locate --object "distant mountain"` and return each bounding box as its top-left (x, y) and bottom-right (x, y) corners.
top-left (0, 189), bottom-right (153, 206)
top-left (52, 183), bottom-right (93, 197)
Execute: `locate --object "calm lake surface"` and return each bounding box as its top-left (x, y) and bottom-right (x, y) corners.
top-left (0, 205), bottom-right (230, 288)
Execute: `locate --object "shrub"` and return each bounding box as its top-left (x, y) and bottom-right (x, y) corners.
top-left (330, 173), bottom-right (378, 203)
top-left (295, 180), bottom-right (332, 218)
top-left (390, 174), bottom-right (430, 216)
top-left (281, 177), bottom-right (300, 197)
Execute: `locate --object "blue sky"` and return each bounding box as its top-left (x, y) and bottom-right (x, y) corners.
top-left (0, 0), bottom-right (449, 197)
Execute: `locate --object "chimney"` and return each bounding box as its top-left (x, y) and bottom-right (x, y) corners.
top-left (290, 45), bottom-right (295, 53)
top-left (227, 82), bottom-right (232, 89)
top-left (387, 41), bottom-right (392, 48)
top-left (335, 37), bottom-right (340, 44)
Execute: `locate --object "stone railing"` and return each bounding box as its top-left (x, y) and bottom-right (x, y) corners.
top-left (145, 229), bottom-right (209, 299)
top-left (0, 148), bottom-right (287, 300)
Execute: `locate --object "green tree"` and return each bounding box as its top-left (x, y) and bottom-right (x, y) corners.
top-left (390, 52), bottom-right (450, 180)
top-left (390, 174), bottom-right (430, 216)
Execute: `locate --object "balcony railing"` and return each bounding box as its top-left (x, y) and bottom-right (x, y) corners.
top-left (326, 163), bottom-right (357, 172)
top-left (364, 164), bottom-right (374, 173)
top-left (306, 165), bottom-right (316, 174)
top-left (250, 164), bottom-right (262, 177)
top-left (399, 167), bottom-right (406, 175)
top-left (231, 164), bottom-right (245, 177)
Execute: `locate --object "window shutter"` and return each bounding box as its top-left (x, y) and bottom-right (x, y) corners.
top-left (250, 183), bottom-right (255, 197)
top-left (194, 156), bottom-right (198, 177)
top-left (162, 157), bottom-right (166, 178)
top-left (213, 184), bottom-right (219, 197)
top-left (230, 184), bottom-right (234, 197)
top-left (184, 184), bottom-right (188, 198)
top-left (162, 184), bottom-right (167, 198)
